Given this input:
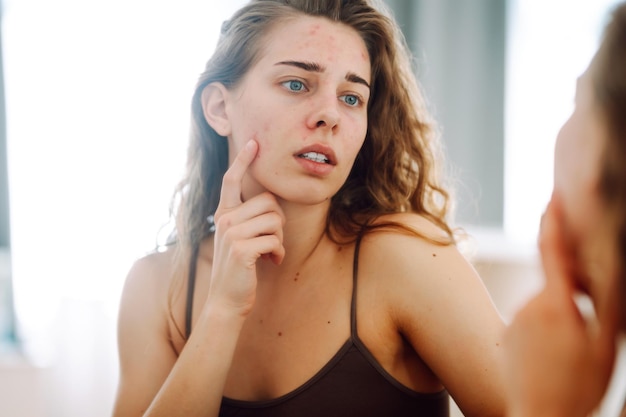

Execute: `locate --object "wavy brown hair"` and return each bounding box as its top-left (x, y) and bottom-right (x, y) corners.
top-left (167, 0), bottom-right (456, 336)
top-left (173, 0), bottom-right (454, 253)
top-left (592, 1), bottom-right (626, 329)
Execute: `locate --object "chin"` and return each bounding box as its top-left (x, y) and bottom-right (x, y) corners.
top-left (266, 181), bottom-right (339, 205)
top-left (278, 193), bottom-right (334, 206)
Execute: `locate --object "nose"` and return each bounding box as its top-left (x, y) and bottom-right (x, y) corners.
top-left (306, 93), bottom-right (340, 131)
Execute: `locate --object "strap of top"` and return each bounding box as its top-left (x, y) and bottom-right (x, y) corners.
top-left (350, 232), bottom-right (364, 338)
top-left (185, 245), bottom-right (199, 339)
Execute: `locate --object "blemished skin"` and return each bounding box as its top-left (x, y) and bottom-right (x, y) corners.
top-left (113, 15), bottom-right (507, 417)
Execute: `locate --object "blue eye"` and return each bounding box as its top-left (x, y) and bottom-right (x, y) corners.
top-left (340, 94), bottom-right (361, 107)
top-left (282, 80), bottom-right (305, 92)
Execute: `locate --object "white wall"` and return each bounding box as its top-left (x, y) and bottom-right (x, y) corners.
top-left (1, 1), bottom-right (247, 416)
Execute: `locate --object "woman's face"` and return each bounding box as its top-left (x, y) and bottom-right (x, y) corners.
top-left (553, 68), bottom-right (614, 303)
top-left (222, 15), bottom-right (371, 205)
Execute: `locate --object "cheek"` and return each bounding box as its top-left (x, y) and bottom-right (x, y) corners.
top-left (232, 108), bottom-right (271, 148)
top-left (554, 134), bottom-right (602, 243)
top-left (554, 121), bottom-right (586, 206)
top-left (350, 128), bottom-right (367, 159)
top-left (553, 144), bottom-right (569, 205)
top-left (554, 123), bottom-right (584, 239)
top-left (345, 115), bottom-right (368, 153)
top-left (254, 123), bottom-right (275, 158)
top-left (554, 122), bottom-right (574, 187)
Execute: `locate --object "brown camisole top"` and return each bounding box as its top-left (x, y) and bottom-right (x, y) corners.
top-left (186, 234), bottom-right (450, 417)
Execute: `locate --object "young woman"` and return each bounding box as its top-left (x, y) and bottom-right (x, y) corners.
top-left (112, 1), bottom-right (506, 416)
top-left (504, 2), bottom-right (626, 417)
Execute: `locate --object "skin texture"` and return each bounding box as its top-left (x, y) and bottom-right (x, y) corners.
top-left (113, 15), bottom-right (506, 417)
top-left (503, 70), bottom-right (622, 417)
top-left (553, 72), bottom-right (618, 305)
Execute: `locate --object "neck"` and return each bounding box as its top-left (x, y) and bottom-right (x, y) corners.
top-left (257, 199), bottom-right (331, 278)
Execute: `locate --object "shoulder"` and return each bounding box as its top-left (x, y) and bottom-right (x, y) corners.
top-left (371, 211), bottom-right (454, 241)
top-left (361, 212), bottom-right (463, 269)
top-left (358, 212), bottom-right (485, 316)
top-left (118, 247), bottom-right (182, 332)
top-left (122, 247), bottom-right (179, 300)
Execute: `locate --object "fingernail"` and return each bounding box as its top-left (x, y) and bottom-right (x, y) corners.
top-left (245, 140), bottom-right (255, 151)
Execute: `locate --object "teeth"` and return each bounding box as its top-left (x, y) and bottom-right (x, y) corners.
top-left (299, 152), bottom-right (329, 163)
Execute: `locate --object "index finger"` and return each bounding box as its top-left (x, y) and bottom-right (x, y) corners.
top-left (219, 140), bottom-right (258, 209)
top-left (539, 196), bottom-right (576, 296)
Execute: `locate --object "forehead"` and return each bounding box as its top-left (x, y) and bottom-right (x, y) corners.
top-left (258, 15), bottom-right (371, 80)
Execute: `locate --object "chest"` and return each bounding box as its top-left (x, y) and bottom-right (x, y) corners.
top-left (223, 257), bottom-right (355, 401)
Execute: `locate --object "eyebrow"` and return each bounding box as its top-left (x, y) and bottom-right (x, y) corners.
top-left (346, 72), bottom-right (370, 89)
top-left (275, 60), bottom-right (370, 89)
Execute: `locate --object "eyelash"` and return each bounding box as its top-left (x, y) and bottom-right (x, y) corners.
top-left (280, 79), bottom-right (364, 107)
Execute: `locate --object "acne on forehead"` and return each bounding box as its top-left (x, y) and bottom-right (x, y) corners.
top-left (308, 23), bottom-right (321, 35)
top-left (262, 16), bottom-right (371, 82)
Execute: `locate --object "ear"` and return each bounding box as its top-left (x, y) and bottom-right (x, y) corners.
top-left (201, 82), bottom-right (232, 136)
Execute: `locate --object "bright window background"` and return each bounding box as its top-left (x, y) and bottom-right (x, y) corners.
top-left (3, 0), bottom-right (246, 415)
top-left (504, 0), bottom-right (622, 245)
top-left (5, 0), bottom-right (246, 352)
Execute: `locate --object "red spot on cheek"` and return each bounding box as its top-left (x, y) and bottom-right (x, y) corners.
top-left (251, 132), bottom-right (262, 159)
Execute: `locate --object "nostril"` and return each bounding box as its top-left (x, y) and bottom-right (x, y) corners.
top-left (316, 120), bottom-right (326, 127)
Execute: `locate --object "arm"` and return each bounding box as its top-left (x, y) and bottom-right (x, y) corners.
top-left (367, 215), bottom-right (507, 417)
top-left (112, 255), bottom-right (247, 417)
top-left (113, 140), bottom-right (285, 417)
top-left (503, 199), bottom-right (619, 417)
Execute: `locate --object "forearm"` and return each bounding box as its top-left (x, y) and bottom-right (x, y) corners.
top-left (143, 305), bottom-right (246, 417)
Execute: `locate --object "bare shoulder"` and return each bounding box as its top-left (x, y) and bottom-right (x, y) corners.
top-left (118, 246), bottom-right (183, 342)
top-left (364, 212), bottom-right (466, 269)
top-left (359, 212), bottom-right (490, 321)
top-left (122, 247), bottom-right (178, 306)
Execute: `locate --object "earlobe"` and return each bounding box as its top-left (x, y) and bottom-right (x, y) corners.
top-left (201, 82), bottom-right (231, 136)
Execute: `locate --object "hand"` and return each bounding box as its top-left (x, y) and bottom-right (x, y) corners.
top-left (206, 140), bottom-right (286, 316)
top-left (503, 196), bottom-right (619, 417)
